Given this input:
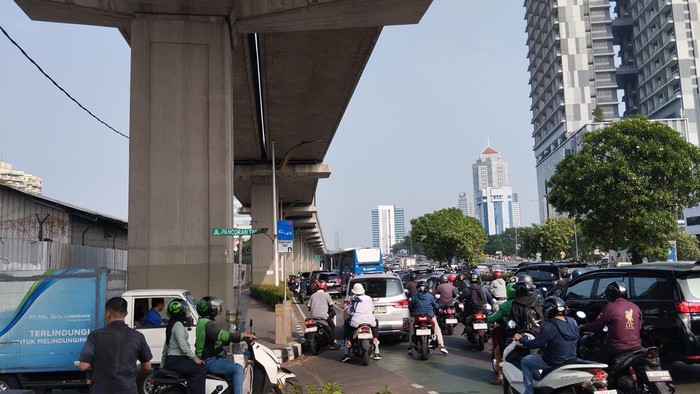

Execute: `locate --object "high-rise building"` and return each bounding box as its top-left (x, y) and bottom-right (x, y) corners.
top-left (472, 145), bottom-right (520, 234)
top-left (0, 161), bottom-right (42, 194)
top-left (458, 192), bottom-right (476, 218)
top-left (371, 205), bottom-right (405, 254)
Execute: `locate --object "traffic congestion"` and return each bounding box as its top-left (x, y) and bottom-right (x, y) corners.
top-left (289, 252), bottom-right (700, 394)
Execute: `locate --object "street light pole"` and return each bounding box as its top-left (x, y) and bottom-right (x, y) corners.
top-left (271, 140), bottom-right (279, 286)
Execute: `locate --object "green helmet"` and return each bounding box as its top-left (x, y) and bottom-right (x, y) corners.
top-left (197, 296), bottom-right (223, 319)
top-left (506, 283), bottom-right (517, 300)
top-left (166, 298), bottom-right (188, 319)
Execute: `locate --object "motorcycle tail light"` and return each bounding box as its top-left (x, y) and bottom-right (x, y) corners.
top-left (391, 299), bottom-right (409, 308)
top-left (305, 319), bottom-right (315, 327)
top-left (446, 307), bottom-right (454, 314)
top-left (646, 348), bottom-right (660, 359)
top-left (343, 300), bottom-right (350, 308)
top-left (359, 326), bottom-right (372, 334)
top-left (586, 369), bottom-right (608, 382)
top-left (416, 316), bottom-right (430, 323)
top-left (475, 313), bottom-right (486, 320)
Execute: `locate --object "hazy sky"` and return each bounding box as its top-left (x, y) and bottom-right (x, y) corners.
top-left (0, 1), bottom-right (536, 250)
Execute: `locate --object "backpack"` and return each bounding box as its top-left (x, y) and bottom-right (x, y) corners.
top-left (511, 298), bottom-right (542, 334)
top-left (469, 286), bottom-right (487, 311)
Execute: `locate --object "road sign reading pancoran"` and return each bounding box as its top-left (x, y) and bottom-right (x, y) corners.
top-left (212, 228), bottom-right (267, 236)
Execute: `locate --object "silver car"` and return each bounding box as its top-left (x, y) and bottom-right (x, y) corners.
top-left (344, 273), bottom-right (410, 341)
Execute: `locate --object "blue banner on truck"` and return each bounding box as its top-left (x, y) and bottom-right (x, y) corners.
top-left (0, 269), bottom-right (108, 373)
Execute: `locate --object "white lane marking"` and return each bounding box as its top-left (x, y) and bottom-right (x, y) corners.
top-left (411, 384), bottom-right (424, 388)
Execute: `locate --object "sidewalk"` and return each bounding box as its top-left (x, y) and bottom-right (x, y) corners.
top-left (234, 286), bottom-right (303, 364)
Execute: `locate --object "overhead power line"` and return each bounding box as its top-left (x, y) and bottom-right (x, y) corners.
top-left (0, 23), bottom-right (128, 139)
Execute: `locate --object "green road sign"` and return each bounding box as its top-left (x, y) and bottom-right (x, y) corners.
top-left (212, 228), bottom-right (267, 236)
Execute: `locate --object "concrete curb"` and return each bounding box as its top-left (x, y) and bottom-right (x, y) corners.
top-left (272, 341), bottom-right (303, 364)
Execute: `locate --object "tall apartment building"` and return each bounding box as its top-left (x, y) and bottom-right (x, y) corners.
top-left (472, 145), bottom-right (521, 234)
top-left (458, 192), bottom-right (476, 218)
top-left (0, 161), bottom-right (43, 194)
top-left (525, 0), bottom-right (620, 220)
top-left (371, 205), bottom-right (405, 255)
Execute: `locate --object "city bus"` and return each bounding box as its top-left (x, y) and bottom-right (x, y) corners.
top-left (322, 247), bottom-right (383, 276)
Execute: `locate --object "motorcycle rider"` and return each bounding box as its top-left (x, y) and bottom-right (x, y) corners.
top-left (408, 281), bottom-right (448, 354)
top-left (435, 274), bottom-right (459, 307)
top-left (307, 280), bottom-right (339, 350)
top-left (513, 297), bottom-right (580, 394)
top-left (162, 299), bottom-right (206, 394)
top-left (546, 267), bottom-right (571, 296)
top-left (459, 273), bottom-right (493, 334)
top-left (405, 272), bottom-right (419, 300)
top-left (342, 283), bottom-right (381, 361)
top-left (486, 282), bottom-right (517, 385)
top-left (518, 274), bottom-right (544, 307)
top-left (579, 281), bottom-right (643, 364)
top-left (195, 296), bottom-right (256, 394)
top-left (453, 273), bottom-right (469, 295)
top-left (489, 271), bottom-right (507, 311)
top-left (510, 281), bottom-right (543, 334)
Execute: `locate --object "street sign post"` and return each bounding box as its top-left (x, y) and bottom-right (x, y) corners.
top-left (212, 228), bottom-right (267, 236)
top-left (277, 220), bottom-right (294, 253)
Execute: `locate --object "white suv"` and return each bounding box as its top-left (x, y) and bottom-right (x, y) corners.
top-left (344, 273), bottom-right (410, 341)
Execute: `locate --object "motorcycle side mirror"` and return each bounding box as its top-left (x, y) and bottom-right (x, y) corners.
top-left (506, 320), bottom-right (517, 329)
top-left (541, 287), bottom-right (548, 293)
top-left (435, 294), bottom-right (441, 299)
top-left (484, 304), bottom-right (493, 311)
top-left (575, 311), bottom-right (586, 320)
top-left (404, 289), bottom-right (409, 294)
top-left (603, 326), bottom-right (609, 333)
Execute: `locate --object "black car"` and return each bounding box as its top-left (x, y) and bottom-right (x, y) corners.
top-left (308, 271), bottom-right (343, 298)
top-left (514, 262), bottom-right (588, 291)
top-left (552, 262), bottom-right (700, 364)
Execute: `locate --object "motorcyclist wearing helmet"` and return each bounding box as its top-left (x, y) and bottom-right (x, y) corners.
top-left (518, 274), bottom-right (545, 307)
top-left (195, 296), bottom-right (256, 394)
top-left (408, 281), bottom-right (448, 354)
top-left (162, 299), bottom-right (206, 394)
top-left (458, 273), bottom-right (493, 316)
top-left (510, 282), bottom-right (543, 334)
top-left (486, 283), bottom-right (517, 385)
top-left (546, 267), bottom-right (571, 296)
top-left (448, 274), bottom-right (456, 284)
top-left (579, 281), bottom-right (642, 364)
top-left (453, 273), bottom-right (469, 294)
top-left (489, 271), bottom-right (507, 311)
top-left (514, 297), bottom-right (580, 394)
top-left (405, 272), bottom-right (419, 300)
top-left (435, 274), bottom-right (459, 307)
top-left (307, 280), bottom-right (339, 349)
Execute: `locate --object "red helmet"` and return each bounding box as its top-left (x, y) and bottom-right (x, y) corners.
top-left (315, 280), bottom-right (328, 291)
top-left (448, 274), bottom-right (456, 283)
top-left (493, 271), bottom-right (503, 279)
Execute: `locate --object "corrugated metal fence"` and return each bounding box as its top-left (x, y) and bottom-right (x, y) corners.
top-left (0, 239), bottom-right (127, 271)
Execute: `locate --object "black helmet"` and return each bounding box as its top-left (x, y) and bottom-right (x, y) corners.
top-left (417, 282), bottom-right (428, 293)
top-left (469, 273), bottom-right (480, 284)
top-left (543, 296), bottom-right (566, 318)
top-left (196, 296), bottom-right (223, 319)
top-left (514, 281), bottom-right (533, 298)
top-left (439, 274), bottom-right (449, 284)
top-left (571, 269), bottom-right (582, 279)
top-left (408, 272), bottom-right (417, 281)
top-left (166, 298), bottom-right (188, 319)
top-left (519, 274), bottom-right (533, 284)
top-left (604, 281), bottom-right (627, 302)
top-left (456, 274), bottom-right (465, 282)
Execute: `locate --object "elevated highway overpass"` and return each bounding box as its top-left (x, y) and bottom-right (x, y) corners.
top-left (15, 0), bottom-right (432, 304)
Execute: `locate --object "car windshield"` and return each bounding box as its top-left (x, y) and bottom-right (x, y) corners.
top-left (351, 278), bottom-right (403, 298)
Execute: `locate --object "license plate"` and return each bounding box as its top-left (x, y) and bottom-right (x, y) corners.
top-left (646, 370), bottom-right (672, 382)
top-left (595, 390), bottom-right (617, 394)
top-left (304, 326), bottom-right (317, 333)
top-left (473, 323), bottom-right (488, 330)
top-left (415, 329), bottom-right (431, 336)
top-left (374, 306), bottom-right (387, 314)
top-left (357, 333), bottom-right (373, 339)
top-left (446, 318), bottom-right (458, 324)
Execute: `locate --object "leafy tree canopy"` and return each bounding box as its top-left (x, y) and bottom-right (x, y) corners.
top-left (410, 208), bottom-right (487, 263)
top-left (675, 231), bottom-right (700, 261)
top-left (547, 117), bottom-right (700, 263)
top-left (518, 218), bottom-right (576, 261)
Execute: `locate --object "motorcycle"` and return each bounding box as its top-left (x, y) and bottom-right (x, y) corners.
top-left (145, 321), bottom-right (299, 394)
top-left (410, 314), bottom-right (438, 360)
top-left (501, 321), bottom-right (612, 394)
top-left (304, 317), bottom-right (335, 355)
top-left (577, 314), bottom-right (674, 394)
top-left (436, 303), bottom-right (458, 336)
top-left (345, 323), bottom-right (377, 366)
top-left (462, 303), bottom-right (492, 351)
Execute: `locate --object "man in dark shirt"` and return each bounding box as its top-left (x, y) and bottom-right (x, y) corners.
top-left (405, 273), bottom-right (419, 300)
top-left (580, 281), bottom-right (643, 364)
top-left (79, 297), bottom-right (153, 393)
top-left (514, 297), bottom-right (579, 394)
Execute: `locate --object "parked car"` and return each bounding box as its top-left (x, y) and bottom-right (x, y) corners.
top-left (309, 271), bottom-right (343, 298)
top-left (514, 262), bottom-right (588, 290)
top-left (344, 273), bottom-right (410, 341)
top-left (552, 262), bottom-right (700, 365)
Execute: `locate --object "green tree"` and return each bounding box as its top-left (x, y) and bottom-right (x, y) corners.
top-left (410, 208), bottom-right (487, 263)
top-left (675, 231), bottom-right (700, 261)
top-left (518, 219), bottom-right (576, 261)
top-left (547, 117), bottom-right (700, 263)
top-left (592, 106), bottom-right (605, 122)
top-left (484, 228), bottom-right (519, 256)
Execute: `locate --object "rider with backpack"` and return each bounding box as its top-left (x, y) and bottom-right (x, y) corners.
top-left (510, 281), bottom-right (543, 334)
top-left (459, 273), bottom-right (493, 332)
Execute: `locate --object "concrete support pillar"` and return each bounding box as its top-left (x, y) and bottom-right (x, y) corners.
top-left (127, 15), bottom-right (235, 305)
top-left (251, 177), bottom-right (277, 285)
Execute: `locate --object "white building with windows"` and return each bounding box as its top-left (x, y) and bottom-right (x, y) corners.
top-left (371, 205), bottom-right (405, 254)
top-left (0, 161), bottom-right (43, 194)
top-left (475, 187), bottom-right (518, 235)
top-left (458, 192), bottom-right (476, 218)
